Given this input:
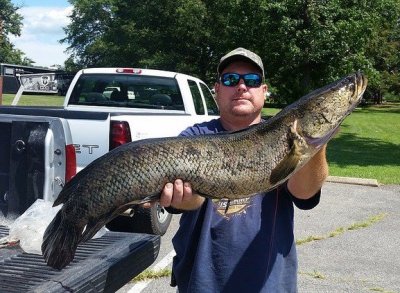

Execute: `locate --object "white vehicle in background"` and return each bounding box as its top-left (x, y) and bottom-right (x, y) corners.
top-left (3, 67), bottom-right (219, 236)
top-left (0, 114), bottom-right (159, 291)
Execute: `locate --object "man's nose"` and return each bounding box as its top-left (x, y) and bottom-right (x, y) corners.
top-left (237, 78), bottom-right (247, 91)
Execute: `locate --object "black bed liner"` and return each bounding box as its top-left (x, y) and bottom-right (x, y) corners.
top-left (0, 225), bottom-right (160, 292)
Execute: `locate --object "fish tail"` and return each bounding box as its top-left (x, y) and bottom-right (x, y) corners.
top-left (41, 211), bottom-right (83, 270)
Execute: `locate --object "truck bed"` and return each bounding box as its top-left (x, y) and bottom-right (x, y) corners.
top-left (0, 225), bottom-right (160, 292)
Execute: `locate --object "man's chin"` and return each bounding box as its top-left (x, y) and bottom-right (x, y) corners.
top-left (231, 108), bottom-right (255, 117)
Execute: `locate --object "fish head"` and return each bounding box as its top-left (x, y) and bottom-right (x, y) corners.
top-left (296, 72), bottom-right (367, 148)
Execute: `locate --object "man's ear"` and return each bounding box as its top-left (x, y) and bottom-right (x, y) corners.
top-left (214, 82), bottom-right (220, 95)
top-left (262, 84), bottom-right (268, 95)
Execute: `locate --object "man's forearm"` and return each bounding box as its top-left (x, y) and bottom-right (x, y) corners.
top-left (287, 146), bottom-right (328, 199)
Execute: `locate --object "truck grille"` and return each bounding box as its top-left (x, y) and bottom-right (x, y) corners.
top-left (0, 225), bottom-right (160, 292)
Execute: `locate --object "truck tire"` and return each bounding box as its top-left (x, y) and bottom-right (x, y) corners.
top-left (106, 203), bottom-right (172, 235)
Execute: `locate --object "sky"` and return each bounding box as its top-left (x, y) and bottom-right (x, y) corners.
top-left (10, 0), bottom-right (72, 68)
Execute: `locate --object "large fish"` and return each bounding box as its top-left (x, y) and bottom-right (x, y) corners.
top-left (42, 72), bottom-right (367, 269)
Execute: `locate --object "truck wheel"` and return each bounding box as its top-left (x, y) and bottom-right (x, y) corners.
top-left (106, 203), bottom-right (172, 235)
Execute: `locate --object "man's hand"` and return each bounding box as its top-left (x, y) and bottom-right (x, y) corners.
top-left (143, 179), bottom-right (205, 210)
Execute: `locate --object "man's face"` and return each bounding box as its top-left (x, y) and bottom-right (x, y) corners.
top-left (215, 61), bottom-right (267, 120)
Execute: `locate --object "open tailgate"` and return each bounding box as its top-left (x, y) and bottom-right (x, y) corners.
top-left (0, 226), bottom-right (160, 292)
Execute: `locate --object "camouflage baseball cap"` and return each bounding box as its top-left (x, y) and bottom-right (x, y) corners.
top-left (217, 47), bottom-right (264, 77)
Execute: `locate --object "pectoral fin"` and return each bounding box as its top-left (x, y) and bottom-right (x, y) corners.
top-left (270, 139), bottom-right (302, 186)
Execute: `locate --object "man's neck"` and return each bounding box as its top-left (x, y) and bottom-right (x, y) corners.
top-left (220, 115), bottom-right (262, 131)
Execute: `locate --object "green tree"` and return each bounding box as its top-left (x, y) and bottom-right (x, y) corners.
top-left (63, 0), bottom-right (218, 79)
top-left (63, 0), bottom-right (400, 103)
top-left (361, 0), bottom-right (400, 103)
top-left (62, 0), bottom-right (271, 81)
top-left (0, 0), bottom-right (32, 65)
top-left (257, 0), bottom-right (400, 103)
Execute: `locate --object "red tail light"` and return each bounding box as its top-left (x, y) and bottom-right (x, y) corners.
top-left (110, 121), bottom-right (132, 150)
top-left (116, 68), bottom-right (142, 74)
top-left (65, 144), bottom-right (77, 182)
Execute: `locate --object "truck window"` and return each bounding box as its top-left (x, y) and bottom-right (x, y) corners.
top-left (69, 74), bottom-right (184, 110)
top-left (200, 83), bottom-right (219, 115)
top-left (188, 80), bottom-right (205, 115)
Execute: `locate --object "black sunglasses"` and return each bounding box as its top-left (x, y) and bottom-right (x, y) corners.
top-left (220, 72), bottom-right (262, 87)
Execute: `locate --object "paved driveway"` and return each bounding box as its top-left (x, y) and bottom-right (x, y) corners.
top-left (119, 181), bottom-right (400, 292)
top-left (296, 182), bottom-right (400, 292)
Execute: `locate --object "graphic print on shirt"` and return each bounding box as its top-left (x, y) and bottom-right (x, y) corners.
top-left (212, 197), bottom-right (252, 216)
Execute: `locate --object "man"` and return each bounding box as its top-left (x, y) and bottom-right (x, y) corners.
top-left (160, 48), bottom-right (328, 292)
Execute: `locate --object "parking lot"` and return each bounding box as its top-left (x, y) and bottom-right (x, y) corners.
top-left (296, 181), bottom-right (400, 292)
top-left (119, 181), bottom-right (400, 293)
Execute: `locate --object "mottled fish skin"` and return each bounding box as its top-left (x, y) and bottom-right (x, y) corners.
top-left (42, 72), bottom-right (367, 269)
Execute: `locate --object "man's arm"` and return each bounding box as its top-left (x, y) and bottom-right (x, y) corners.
top-left (287, 145), bottom-right (328, 199)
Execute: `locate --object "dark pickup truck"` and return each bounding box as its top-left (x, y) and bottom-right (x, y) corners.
top-left (0, 113), bottom-right (160, 292)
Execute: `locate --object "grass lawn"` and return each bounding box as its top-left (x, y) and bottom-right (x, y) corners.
top-left (263, 103), bottom-right (400, 185)
top-left (327, 103), bottom-right (400, 184)
top-left (1, 94), bottom-right (399, 184)
top-left (1, 93), bottom-right (64, 106)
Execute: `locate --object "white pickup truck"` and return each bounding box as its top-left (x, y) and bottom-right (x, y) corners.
top-left (0, 113), bottom-right (160, 292)
top-left (0, 67), bottom-right (219, 236)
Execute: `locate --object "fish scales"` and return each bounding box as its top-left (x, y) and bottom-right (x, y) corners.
top-left (42, 72), bottom-right (367, 269)
top-left (89, 131), bottom-right (282, 203)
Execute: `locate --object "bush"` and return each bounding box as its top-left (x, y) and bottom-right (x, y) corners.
top-left (384, 92), bottom-right (400, 102)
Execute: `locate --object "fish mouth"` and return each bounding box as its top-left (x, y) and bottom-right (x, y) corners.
top-left (303, 72), bottom-right (367, 149)
top-left (355, 71), bottom-right (368, 99)
top-left (348, 71), bottom-right (367, 111)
